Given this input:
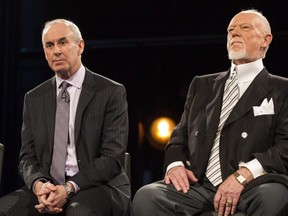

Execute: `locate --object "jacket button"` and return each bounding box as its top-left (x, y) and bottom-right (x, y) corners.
top-left (241, 132), bottom-right (248, 138)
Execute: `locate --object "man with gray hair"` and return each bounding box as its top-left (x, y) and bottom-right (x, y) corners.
top-left (133, 9), bottom-right (288, 216)
top-left (0, 19), bottom-right (130, 216)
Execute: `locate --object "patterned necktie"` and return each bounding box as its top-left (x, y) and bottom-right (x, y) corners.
top-left (50, 81), bottom-right (70, 184)
top-left (206, 68), bottom-right (239, 186)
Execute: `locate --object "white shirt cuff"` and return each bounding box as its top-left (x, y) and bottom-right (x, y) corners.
top-left (166, 161), bottom-right (184, 175)
top-left (67, 181), bottom-right (80, 193)
top-left (239, 158), bottom-right (266, 179)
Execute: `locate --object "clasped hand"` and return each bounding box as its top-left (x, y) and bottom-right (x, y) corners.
top-left (35, 182), bottom-right (68, 214)
top-left (164, 166), bottom-right (244, 216)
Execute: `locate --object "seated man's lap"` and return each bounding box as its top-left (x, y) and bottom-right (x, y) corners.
top-left (133, 180), bottom-right (216, 215)
top-left (66, 185), bottom-right (112, 216)
top-left (0, 186), bottom-right (42, 216)
top-left (0, 185), bottom-right (112, 216)
top-left (133, 181), bottom-right (288, 216)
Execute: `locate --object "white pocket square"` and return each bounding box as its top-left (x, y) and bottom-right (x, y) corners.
top-left (253, 98), bottom-right (274, 116)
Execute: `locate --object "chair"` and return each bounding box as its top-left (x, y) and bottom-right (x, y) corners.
top-left (124, 152), bottom-right (131, 182)
top-left (0, 143), bottom-right (4, 184)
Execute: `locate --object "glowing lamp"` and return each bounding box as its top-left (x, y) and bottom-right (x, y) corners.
top-left (149, 117), bottom-right (176, 148)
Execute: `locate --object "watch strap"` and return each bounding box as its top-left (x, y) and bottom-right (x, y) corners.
top-left (64, 184), bottom-right (75, 199)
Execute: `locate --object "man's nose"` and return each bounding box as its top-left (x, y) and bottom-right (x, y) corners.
top-left (231, 26), bottom-right (241, 36)
top-left (53, 44), bottom-right (62, 55)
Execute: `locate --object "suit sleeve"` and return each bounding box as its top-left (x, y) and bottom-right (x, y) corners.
top-left (19, 93), bottom-right (52, 190)
top-left (163, 76), bottom-right (199, 172)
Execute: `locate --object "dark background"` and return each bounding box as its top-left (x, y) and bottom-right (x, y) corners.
top-left (1, 0), bottom-right (288, 197)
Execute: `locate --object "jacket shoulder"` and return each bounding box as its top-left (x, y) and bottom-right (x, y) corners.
top-left (268, 73), bottom-right (288, 91)
top-left (83, 69), bottom-right (125, 91)
top-left (197, 71), bottom-right (224, 79)
top-left (85, 68), bottom-right (124, 88)
top-left (26, 77), bottom-right (55, 97)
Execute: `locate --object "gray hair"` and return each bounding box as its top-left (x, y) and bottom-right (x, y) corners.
top-left (42, 19), bottom-right (83, 45)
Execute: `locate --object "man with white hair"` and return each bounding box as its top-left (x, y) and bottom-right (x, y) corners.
top-left (133, 9), bottom-right (288, 216)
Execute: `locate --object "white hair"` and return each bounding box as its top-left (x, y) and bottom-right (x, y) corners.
top-left (42, 19), bottom-right (83, 45)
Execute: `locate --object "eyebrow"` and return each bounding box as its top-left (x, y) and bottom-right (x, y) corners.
top-left (45, 37), bottom-right (68, 45)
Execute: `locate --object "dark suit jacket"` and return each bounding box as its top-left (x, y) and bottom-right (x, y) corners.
top-left (164, 68), bottom-right (288, 190)
top-left (19, 68), bottom-right (130, 215)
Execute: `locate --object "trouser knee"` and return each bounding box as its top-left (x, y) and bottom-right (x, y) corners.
top-left (133, 183), bottom-right (162, 215)
top-left (256, 183), bottom-right (288, 207)
top-left (244, 183), bottom-right (288, 216)
top-left (133, 184), bottom-right (155, 209)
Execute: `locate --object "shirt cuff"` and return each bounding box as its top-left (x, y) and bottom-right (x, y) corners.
top-left (166, 161), bottom-right (184, 175)
top-left (239, 158), bottom-right (267, 179)
top-left (67, 181), bottom-right (80, 193)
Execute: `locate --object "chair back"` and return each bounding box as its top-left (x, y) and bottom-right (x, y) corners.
top-left (0, 143), bottom-right (4, 184)
top-left (124, 152), bottom-right (131, 182)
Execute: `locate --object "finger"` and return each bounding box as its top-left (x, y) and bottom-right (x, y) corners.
top-left (215, 194), bottom-right (227, 216)
top-left (219, 199), bottom-right (227, 216)
top-left (164, 175), bottom-right (171, 184)
top-left (174, 171), bottom-right (190, 193)
top-left (224, 199), bottom-right (233, 216)
top-left (167, 172), bottom-right (187, 193)
top-left (186, 170), bottom-right (198, 183)
top-left (37, 185), bottom-right (57, 196)
top-left (35, 203), bottom-right (48, 213)
top-left (36, 204), bottom-right (63, 214)
top-left (213, 191), bottom-right (221, 211)
top-left (48, 193), bottom-right (61, 206)
top-left (39, 195), bottom-right (53, 206)
top-left (45, 183), bottom-right (57, 191)
top-left (47, 205), bottom-right (64, 214)
top-left (166, 167), bottom-right (189, 193)
top-left (167, 173), bottom-right (182, 192)
top-left (231, 197), bottom-right (239, 215)
top-left (35, 203), bottom-right (45, 210)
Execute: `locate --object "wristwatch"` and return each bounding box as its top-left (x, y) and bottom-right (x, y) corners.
top-left (64, 184), bottom-right (75, 199)
top-left (233, 172), bottom-right (247, 187)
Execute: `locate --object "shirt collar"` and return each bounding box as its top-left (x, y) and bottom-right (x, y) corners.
top-left (56, 64), bottom-right (85, 89)
top-left (230, 59), bottom-right (264, 83)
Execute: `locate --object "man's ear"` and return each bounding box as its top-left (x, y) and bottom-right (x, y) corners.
top-left (262, 34), bottom-right (272, 48)
top-left (78, 40), bottom-right (85, 55)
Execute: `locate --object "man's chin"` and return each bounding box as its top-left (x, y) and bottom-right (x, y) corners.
top-left (54, 69), bottom-right (69, 79)
top-left (228, 50), bottom-right (247, 60)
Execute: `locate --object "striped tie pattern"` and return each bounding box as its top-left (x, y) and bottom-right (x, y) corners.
top-left (50, 81), bottom-right (70, 184)
top-left (206, 68), bottom-right (239, 186)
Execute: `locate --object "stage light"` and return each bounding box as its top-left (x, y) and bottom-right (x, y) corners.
top-left (148, 117), bottom-right (176, 150)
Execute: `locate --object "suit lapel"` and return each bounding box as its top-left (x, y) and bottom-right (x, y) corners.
top-left (74, 69), bottom-right (97, 144)
top-left (44, 77), bottom-right (57, 154)
top-left (225, 69), bottom-right (272, 127)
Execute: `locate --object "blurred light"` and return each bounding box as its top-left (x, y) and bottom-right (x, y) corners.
top-left (138, 121), bottom-right (145, 146)
top-left (148, 117), bottom-right (176, 150)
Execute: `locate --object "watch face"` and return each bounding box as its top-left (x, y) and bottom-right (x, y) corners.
top-left (237, 175), bottom-right (246, 183)
top-left (234, 172), bottom-right (247, 186)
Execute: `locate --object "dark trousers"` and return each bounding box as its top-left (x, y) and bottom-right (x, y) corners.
top-left (0, 185), bottom-right (113, 216)
top-left (132, 178), bottom-right (288, 216)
